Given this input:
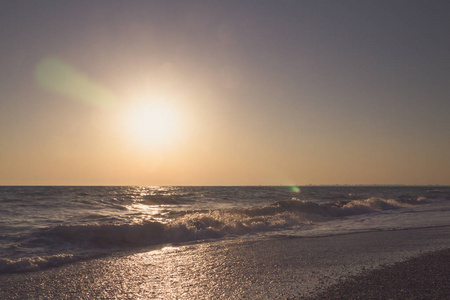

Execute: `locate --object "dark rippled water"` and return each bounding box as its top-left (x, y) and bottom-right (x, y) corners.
top-left (1, 186), bottom-right (449, 273)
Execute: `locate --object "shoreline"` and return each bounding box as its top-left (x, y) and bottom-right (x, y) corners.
top-left (303, 248), bottom-right (450, 300)
top-left (1, 227), bottom-right (449, 299)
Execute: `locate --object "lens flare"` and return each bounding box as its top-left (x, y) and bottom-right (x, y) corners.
top-left (289, 186), bottom-right (301, 193)
top-left (35, 58), bottom-right (117, 109)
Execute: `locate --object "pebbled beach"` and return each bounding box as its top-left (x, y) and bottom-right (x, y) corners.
top-left (305, 248), bottom-right (450, 300)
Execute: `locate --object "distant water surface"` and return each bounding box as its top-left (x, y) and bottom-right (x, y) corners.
top-left (1, 186), bottom-right (449, 273)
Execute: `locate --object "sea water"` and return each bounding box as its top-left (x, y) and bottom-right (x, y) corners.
top-left (1, 186), bottom-right (449, 274)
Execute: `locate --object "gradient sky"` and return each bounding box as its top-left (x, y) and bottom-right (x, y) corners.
top-left (1, 0), bottom-right (449, 185)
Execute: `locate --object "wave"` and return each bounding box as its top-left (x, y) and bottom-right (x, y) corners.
top-left (1, 197), bottom-right (428, 274)
top-left (239, 196), bottom-right (426, 218)
top-left (141, 195), bottom-right (181, 205)
top-left (0, 254), bottom-right (75, 274)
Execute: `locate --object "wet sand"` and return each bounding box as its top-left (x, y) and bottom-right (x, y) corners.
top-left (305, 248), bottom-right (450, 300)
top-left (1, 227), bottom-right (449, 299)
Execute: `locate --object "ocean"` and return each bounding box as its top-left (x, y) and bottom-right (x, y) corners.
top-left (1, 185), bottom-right (449, 276)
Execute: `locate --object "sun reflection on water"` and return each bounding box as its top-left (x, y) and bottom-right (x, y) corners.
top-left (124, 186), bottom-right (180, 224)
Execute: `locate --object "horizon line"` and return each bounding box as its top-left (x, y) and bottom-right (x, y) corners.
top-left (0, 184), bottom-right (449, 187)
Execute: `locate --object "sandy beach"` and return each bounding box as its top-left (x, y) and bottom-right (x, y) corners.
top-left (304, 248), bottom-right (450, 300)
top-left (1, 226), bottom-right (449, 299)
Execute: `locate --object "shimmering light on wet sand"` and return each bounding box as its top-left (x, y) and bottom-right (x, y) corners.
top-left (2, 228), bottom-right (447, 299)
top-left (107, 228), bottom-right (450, 298)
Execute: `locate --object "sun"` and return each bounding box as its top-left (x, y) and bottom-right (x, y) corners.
top-left (124, 99), bottom-right (181, 147)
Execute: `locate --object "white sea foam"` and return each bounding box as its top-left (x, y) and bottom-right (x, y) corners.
top-left (0, 254), bottom-right (75, 273)
top-left (30, 197), bottom-right (425, 246)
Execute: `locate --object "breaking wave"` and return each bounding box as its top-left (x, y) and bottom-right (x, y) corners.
top-left (0, 196), bottom-right (428, 274)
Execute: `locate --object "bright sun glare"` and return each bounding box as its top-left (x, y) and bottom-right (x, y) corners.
top-left (125, 100), bottom-right (181, 147)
